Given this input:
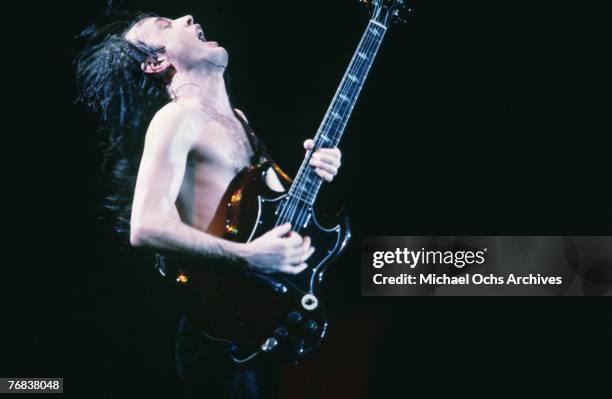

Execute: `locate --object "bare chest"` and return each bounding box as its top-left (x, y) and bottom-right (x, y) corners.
top-left (188, 117), bottom-right (255, 173)
top-left (176, 116), bottom-right (257, 233)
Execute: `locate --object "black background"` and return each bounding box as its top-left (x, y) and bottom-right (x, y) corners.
top-left (3, 0), bottom-right (612, 398)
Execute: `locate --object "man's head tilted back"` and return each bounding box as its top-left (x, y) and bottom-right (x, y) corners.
top-left (125, 15), bottom-right (228, 76)
top-left (74, 11), bottom-right (229, 236)
top-left (75, 13), bottom-right (227, 131)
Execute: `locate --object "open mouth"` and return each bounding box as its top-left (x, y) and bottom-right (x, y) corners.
top-left (195, 25), bottom-right (218, 47)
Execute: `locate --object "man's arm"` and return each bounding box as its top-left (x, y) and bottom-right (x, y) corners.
top-left (129, 103), bottom-right (243, 259)
top-left (130, 104), bottom-right (311, 274)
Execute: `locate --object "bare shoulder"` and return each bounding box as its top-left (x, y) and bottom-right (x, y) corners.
top-left (145, 102), bottom-right (198, 145)
top-left (150, 102), bottom-right (193, 129)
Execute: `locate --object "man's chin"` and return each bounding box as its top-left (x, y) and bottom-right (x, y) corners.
top-left (201, 55), bottom-right (228, 69)
top-left (214, 49), bottom-right (229, 68)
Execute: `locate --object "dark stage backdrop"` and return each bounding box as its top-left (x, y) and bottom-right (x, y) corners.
top-left (3, 0), bottom-right (611, 398)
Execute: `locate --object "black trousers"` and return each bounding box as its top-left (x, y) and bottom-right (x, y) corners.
top-left (175, 314), bottom-right (282, 399)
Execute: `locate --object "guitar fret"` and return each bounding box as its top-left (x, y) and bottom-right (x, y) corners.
top-left (288, 18), bottom-right (388, 208)
top-left (289, 189), bottom-right (313, 204)
top-left (370, 20), bottom-right (388, 30)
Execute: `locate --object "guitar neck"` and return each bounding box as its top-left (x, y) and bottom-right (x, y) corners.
top-left (289, 20), bottom-right (388, 205)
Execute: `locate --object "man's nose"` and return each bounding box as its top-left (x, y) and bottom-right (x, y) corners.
top-left (176, 15), bottom-right (193, 27)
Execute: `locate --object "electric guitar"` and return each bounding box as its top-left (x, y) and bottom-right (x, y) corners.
top-left (174, 0), bottom-right (410, 363)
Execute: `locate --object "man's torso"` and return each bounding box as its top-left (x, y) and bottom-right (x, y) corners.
top-left (175, 107), bottom-right (255, 235)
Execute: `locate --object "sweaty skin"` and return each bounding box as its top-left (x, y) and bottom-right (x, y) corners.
top-left (127, 15), bottom-right (341, 274)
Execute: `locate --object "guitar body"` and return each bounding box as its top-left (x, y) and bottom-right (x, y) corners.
top-left (175, 162), bottom-right (350, 363)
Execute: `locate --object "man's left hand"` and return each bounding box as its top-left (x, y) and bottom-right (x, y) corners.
top-left (304, 139), bottom-right (341, 182)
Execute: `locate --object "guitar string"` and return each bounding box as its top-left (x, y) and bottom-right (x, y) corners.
top-left (282, 22), bottom-right (380, 225)
top-left (278, 21), bottom-right (387, 231)
top-left (278, 32), bottom-right (375, 229)
top-left (278, 21), bottom-right (384, 230)
top-left (289, 27), bottom-right (383, 228)
top-left (293, 27), bottom-right (384, 231)
top-left (295, 24), bottom-right (387, 229)
top-left (297, 22), bottom-right (387, 199)
top-left (281, 3), bottom-right (401, 226)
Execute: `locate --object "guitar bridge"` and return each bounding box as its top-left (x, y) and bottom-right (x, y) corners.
top-left (243, 272), bottom-right (288, 294)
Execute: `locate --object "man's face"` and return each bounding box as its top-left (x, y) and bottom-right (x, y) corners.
top-left (125, 15), bottom-right (228, 70)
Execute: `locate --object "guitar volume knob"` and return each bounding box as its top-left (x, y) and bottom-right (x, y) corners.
top-left (287, 311), bottom-right (303, 325)
top-left (260, 337), bottom-right (278, 352)
top-left (305, 320), bottom-right (319, 333)
top-left (274, 326), bottom-right (289, 339)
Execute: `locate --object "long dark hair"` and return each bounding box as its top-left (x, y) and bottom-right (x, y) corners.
top-left (75, 6), bottom-right (268, 246)
top-left (75, 9), bottom-right (170, 238)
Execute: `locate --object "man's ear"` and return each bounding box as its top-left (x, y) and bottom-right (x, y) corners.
top-left (141, 54), bottom-right (172, 75)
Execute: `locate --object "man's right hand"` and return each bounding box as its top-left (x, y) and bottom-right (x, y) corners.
top-left (244, 223), bottom-right (314, 274)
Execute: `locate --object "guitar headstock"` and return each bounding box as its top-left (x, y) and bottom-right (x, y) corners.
top-left (360, 0), bottom-right (412, 26)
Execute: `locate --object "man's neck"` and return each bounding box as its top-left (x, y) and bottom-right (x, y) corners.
top-left (169, 67), bottom-right (233, 117)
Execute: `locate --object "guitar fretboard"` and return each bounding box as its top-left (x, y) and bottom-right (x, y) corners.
top-left (289, 20), bottom-right (388, 205)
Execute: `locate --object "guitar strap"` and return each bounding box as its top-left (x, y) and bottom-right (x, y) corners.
top-left (231, 109), bottom-right (270, 166)
top-left (232, 109), bottom-right (294, 184)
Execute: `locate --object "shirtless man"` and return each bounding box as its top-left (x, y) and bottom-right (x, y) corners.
top-left (121, 14), bottom-right (342, 399)
top-left (127, 14), bottom-right (341, 275)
